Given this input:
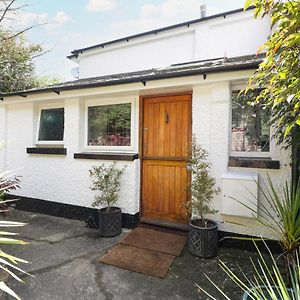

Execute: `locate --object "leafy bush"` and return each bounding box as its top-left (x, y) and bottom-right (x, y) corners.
top-left (89, 163), bottom-right (126, 212)
top-left (185, 137), bottom-right (219, 227)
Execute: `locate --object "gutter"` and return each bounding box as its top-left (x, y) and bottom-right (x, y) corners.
top-left (67, 6), bottom-right (255, 59)
top-left (0, 60), bottom-right (260, 99)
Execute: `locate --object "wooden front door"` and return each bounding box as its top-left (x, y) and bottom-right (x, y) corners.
top-left (141, 94), bottom-right (192, 225)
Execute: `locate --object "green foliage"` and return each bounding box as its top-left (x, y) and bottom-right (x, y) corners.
top-left (185, 137), bottom-right (219, 227)
top-left (245, 0), bottom-right (300, 148)
top-left (0, 142), bottom-right (20, 203)
top-left (0, 173), bottom-right (20, 205)
top-left (36, 75), bottom-right (61, 87)
top-left (89, 163), bottom-right (126, 211)
top-left (234, 175), bottom-right (300, 262)
top-left (0, 142), bottom-right (31, 300)
top-left (0, 30), bottom-right (43, 94)
top-left (198, 241), bottom-right (299, 300)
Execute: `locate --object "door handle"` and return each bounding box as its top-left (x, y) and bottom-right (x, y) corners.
top-left (144, 128), bottom-right (148, 154)
top-left (165, 110), bottom-right (169, 124)
top-left (186, 164), bottom-right (192, 171)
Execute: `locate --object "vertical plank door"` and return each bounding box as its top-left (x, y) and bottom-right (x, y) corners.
top-left (141, 94), bottom-right (191, 225)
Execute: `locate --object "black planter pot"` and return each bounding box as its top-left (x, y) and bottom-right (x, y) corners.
top-left (98, 207), bottom-right (122, 237)
top-left (188, 219), bottom-right (218, 258)
top-left (242, 286), bottom-right (294, 300)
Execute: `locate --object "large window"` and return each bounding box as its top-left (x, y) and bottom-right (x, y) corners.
top-left (231, 90), bottom-right (270, 153)
top-left (87, 103), bottom-right (131, 147)
top-left (38, 108), bottom-right (64, 142)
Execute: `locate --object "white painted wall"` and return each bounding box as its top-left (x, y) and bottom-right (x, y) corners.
top-left (2, 97), bottom-right (141, 215)
top-left (192, 82), bottom-right (291, 238)
top-left (75, 9), bottom-right (270, 78)
top-left (0, 71), bottom-right (291, 237)
top-left (79, 31), bottom-right (195, 78)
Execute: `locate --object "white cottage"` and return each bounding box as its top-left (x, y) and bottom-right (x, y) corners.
top-left (0, 7), bottom-right (290, 237)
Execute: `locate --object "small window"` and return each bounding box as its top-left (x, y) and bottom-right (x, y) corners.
top-left (38, 108), bottom-right (64, 141)
top-left (87, 103), bottom-right (131, 147)
top-left (231, 90), bottom-right (270, 153)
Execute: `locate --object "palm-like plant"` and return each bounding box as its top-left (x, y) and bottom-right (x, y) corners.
top-left (0, 218), bottom-right (30, 300)
top-left (0, 143), bottom-right (31, 299)
top-left (0, 170), bottom-right (20, 211)
top-left (232, 174), bottom-right (300, 263)
top-left (198, 241), bottom-right (299, 300)
top-left (197, 176), bottom-right (300, 299)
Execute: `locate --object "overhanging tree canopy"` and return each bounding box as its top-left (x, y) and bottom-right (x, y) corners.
top-left (0, 31), bottom-right (42, 93)
top-left (0, 1), bottom-right (44, 93)
top-left (245, 0), bottom-right (300, 148)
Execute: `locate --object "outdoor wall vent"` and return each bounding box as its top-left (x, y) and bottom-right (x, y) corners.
top-left (221, 172), bottom-right (258, 218)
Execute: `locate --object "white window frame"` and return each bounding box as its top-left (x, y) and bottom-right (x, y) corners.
top-left (230, 88), bottom-right (271, 158)
top-left (36, 103), bottom-right (65, 146)
top-left (84, 97), bottom-right (136, 152)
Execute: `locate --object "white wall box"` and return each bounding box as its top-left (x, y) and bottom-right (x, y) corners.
top-left (221, 172), bottom-right (258, 218)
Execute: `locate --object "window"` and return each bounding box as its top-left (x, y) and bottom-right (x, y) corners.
top-left (87, 103), bottom-right (131, 147)
top-left (231, 90), bottom-right (270, 153)
top-left (38, 108), bottom-right (64, 142)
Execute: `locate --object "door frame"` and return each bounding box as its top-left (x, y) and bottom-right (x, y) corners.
top-left (138, 91), bottom-right (193, 228)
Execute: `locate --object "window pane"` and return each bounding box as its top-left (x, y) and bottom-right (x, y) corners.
top-left (38, 108), bottom-right (64, 141)
top-left (88, 103), bottom-right (131, 146)
top-left (231, 91), bottom-right (270, 152)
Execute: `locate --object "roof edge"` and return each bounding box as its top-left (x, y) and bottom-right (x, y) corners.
top-left (0, 56), bottom-right (262, 99)
top-left (67, 6), bottom-right (255, 60)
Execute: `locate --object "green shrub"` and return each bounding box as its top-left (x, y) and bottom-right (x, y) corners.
top-left (89, 163), bottom-right (126, 212)
top-left (185, 137), bottom-right (219, 227)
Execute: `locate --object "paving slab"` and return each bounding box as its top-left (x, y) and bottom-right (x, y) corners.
top-left (0, 210), bottom-right (276, 300)
top-left (5, 209), bottom-right (92, 241)
top-left (11, 256), bottom-right (105, 300)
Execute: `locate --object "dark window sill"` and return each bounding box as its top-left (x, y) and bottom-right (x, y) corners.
top-left (27, 148), bottom-right (67, 155)
top-left (228, 156), bottom-right (280, 169)
top-left (74, 152), bottom-right (139, 161)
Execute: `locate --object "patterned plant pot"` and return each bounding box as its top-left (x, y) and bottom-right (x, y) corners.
top-left (242, 286), bottom-right (294, 300)
top-left (188, 219), bottom-right (218, 258)
top-left (98, 207), bottom-right (122, 237)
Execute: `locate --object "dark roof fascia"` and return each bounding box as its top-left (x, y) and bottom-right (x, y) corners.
top-left (68, 6), bottom-right (255, 59)
top-left (0, 61), bottom-right (260, 99)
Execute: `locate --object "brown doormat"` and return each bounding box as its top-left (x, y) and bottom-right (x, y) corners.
top-left (100, 244), bottom-right (175, 278)
top-left (119, 227), bottom-right (187, 257)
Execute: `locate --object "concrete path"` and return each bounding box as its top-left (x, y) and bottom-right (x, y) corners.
top-left (1, 210), bottom-right (259, 299)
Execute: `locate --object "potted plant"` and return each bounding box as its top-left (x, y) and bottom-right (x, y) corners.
top-left (186, 137), bottom-right (220, 258)
top-left (198, 177), bottom-right (300, 298)
top-left (89, 163), bottom-right (126, 237)
top-left (197, 240), bottom-right (298, 300)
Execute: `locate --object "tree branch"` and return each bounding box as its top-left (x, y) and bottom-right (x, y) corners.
top-left (0, 0), bottom-right (16, 24)
top-left (0, 22), bottom-right (46, 42)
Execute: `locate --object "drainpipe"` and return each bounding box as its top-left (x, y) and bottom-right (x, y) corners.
top-left (291, 126), bottom-right (300, 189)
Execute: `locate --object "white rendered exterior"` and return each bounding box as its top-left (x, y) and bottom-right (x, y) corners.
top-left (221, 173), bottom-right (258, 218)
top-left (71, 9), bottom-right (270, 78)
top-left (0, 9), bottom-right (290, 237)
top-left (0, 70), bottom-right (291, 238)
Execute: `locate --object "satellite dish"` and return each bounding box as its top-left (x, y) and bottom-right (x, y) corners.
top-left (71, 67), bottom-right (79, 79)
